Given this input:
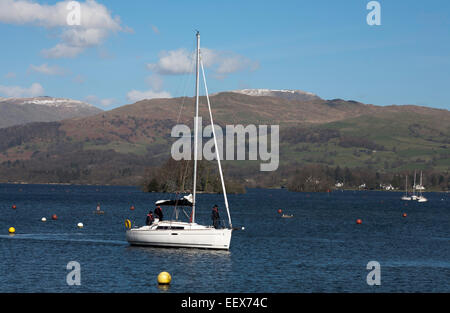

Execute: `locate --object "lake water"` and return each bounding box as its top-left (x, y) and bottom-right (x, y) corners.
top-left (0, 184), bottom-right (449, 293)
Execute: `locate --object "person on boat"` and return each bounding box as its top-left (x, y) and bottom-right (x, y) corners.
top-left (154, 206), bottom-right (163, 221)
top-left (212, 205), bottom-right (220, 229)
top-left (146, 211), bottom-right (154, 225)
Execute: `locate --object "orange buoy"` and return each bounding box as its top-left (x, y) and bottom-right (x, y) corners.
top-left (12, 204), bottom-right (17, 209)
top-left (402, 213), bottom-right (407, 218)
top-left (277, 209), bottom-right (282, 214)
top-left (356, 219), bottom-right (362, 224)
top-left (52, 214), bottom-right (58, 220)
top-left (130, 205), bottom-right (135, 211)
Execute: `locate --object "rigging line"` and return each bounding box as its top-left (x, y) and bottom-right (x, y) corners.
top-left (182, 208), bottom-right (190, 220)
top-left (200, 57), bottom-right (233, 229)
top-left (181, 160), bottom-right (190, 193)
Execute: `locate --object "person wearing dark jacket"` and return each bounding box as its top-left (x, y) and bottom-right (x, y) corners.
top-left (146, 211), bottom-right (154, 225)
top-left (154, 206), bottom-right (163, 221)
top-left (211, 205), bottom-right (220, 229)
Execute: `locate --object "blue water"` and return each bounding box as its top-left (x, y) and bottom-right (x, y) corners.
top-left (0, 184), bottom-right (449, 293)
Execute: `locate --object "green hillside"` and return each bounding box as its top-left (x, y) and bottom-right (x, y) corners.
top-left (0, 93), bottom-right (448, 191)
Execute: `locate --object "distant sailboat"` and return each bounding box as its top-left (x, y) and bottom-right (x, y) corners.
top-left (417, 171), bottom-right (428, 202)
top-left (401, 175), bottom-right (411, 201)
top-left (411, 170), bottom-right (419, 200)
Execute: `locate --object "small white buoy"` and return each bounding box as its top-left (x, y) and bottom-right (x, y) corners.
top-left (242, 226), bottom-right (245, 230)
top-left (41, 217), bottom-right (47, 222)
top-left (77, 222), bottom-right (84, 229)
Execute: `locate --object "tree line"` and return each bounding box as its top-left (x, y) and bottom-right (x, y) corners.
top-left (286, 165), bottom-right (449, 192)
top-left (141, 158), bottom-right (246, 194)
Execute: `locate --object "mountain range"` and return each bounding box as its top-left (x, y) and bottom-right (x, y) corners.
top-left (0, 89), bottom-right (448, 187)
top-left (229, 89), bottom-right (321, 102)
top-left (0, 96), bottom-right (102, 129)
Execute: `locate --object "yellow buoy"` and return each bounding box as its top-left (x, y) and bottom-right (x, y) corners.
top-left (157, 272), bottom-right (172, 285)
top-left (125, 219), bottom-right (131, 229)
top-left (9, 227), bottom-right (15, 234)
top-left (158, 284), bottom-right (170, 291)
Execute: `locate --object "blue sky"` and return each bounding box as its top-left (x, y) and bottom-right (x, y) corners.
top-left (0, 0), bottom-right (449, 110)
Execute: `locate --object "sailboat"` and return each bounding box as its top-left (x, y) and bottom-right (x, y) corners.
top-left (411, 170), bottom-right (419, 200)
top-left (401, 175), bottom-right (411, 201)
top-left (125, 32), bottom-right (233, 250)
top-left (417, 171), bottom-right (428, 202)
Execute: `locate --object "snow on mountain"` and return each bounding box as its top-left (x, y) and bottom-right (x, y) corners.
top-left (230, 89), bottom-right (321, 101)
top-left (0, 96), bottom-right (102, 129)
top-left (0, 96), bottom-right (95, 109)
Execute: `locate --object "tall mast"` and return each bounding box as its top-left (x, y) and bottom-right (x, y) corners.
top-left (419, 171), bottom-right (423, 196)
top-left (192, 31), bottom-right (200, 224)
top-left (405, 175), bottom-right (408, 195)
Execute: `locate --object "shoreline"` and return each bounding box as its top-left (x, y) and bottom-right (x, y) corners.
top-left (0, 182), bottom-right (448, 193)
top-left (0, 181), bottom-right (115, 187)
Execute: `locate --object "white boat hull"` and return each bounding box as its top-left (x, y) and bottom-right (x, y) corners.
top-left (417, 196), bottom-right (428, 202)
top-left (126, 221), bottom-right (232, 250)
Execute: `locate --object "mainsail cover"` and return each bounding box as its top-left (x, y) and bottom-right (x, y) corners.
top-left (155, 194), bottom-right (193, 207)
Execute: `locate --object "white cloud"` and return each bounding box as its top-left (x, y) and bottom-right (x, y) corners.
top-left (146, 47), bottom-right (259, 78)
top-left (215, 55), bottom-right (259, 75)
top-left (147, 48), bottom-right (194, 75)
top-left (29, 63), bottom-right (66, 75)
top-left (127, 89), bottom-right (171, 103)
top-left (42, 44), bottom-right (84, 59)
top-left (100, 98), bottom-right (116, 107)
top-left (126, 73), bottom-right (170, 103)
top-left (0, 82), bottom-right (44, 98)
top-left (133, 46), bottom-right (257, 102)
top-left (84, 95), bottom-right (116, 107)
top-left (0, 0), bottom-right (127, 58)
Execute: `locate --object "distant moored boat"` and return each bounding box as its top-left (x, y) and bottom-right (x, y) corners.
top-left (401, 175), bottom-right (412, 201)
top-left (416, 171), bottom-right (428, 203)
